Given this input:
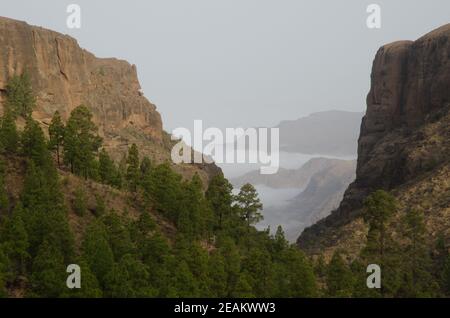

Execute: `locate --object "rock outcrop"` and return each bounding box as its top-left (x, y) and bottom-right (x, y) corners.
top-left (297, 24), bottom-right (450, 258)
top-left (0, 16), bottom-right (220, 182)
top-left (0, 17), bottom-right (162, 152)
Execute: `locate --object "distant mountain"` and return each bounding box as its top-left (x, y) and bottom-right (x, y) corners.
top-left (231, 157), bottom-right (350, 189)
top-left (276, 110), bottom-right (364, 156)
top-left (282, 159), bottom-right (356, 238)
top-left (244, 158), bottom-right (356, 242)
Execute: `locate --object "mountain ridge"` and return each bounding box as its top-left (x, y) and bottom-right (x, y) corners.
top-left (297, 23), bottom-right (450, 259)
top-left (0, 16), bottom-right (220, 183)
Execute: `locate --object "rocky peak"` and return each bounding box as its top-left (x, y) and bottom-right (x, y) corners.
top-left (297, 24), bottom-right (450, 256)
top-left (0, 16), bottom-right (163, 159)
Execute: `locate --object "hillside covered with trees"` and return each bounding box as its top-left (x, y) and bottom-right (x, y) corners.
top-left (0, 73), bottom-right (450, 298)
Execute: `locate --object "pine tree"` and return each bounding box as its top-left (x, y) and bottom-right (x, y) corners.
top-left (218, 237), bottom-right (241, 296)
top-left (30, 239), bottom-right (66, 297)
top-left (139, 156), bottom-right (152, 183)
top-left (234, 183), bottom-right (263, 232)
top-left (48, 111), bottom-right (65, 167)
top-left (126, 143), bottom-right (140, 192)
top-left (442, 254), bottom-right (450, 296)
top-left (0, 204), bottom-right (29, 277)
top-left (5, 72), bottom-right (36, 118)
top-left (208, 251), bottom-right (227, 297)
top-left (101, 211), bottom-right (134, 261)
top-left (82, 221), bottom-right (114, 287)
top-left (20, 161), bottom-right (74, 261)
top-left (21, 118), bottom-right (49, 167)
top-left (363, 190), bottom-right (397, 260)
top-left (0, 247), bottom-right (9, 297)
top-left (242, 248), bottom-right (275, 297)
top-left (143, 162), bottom-right (183, 219)
top-left (0, 110), bottom-right (19, 154)
top-left (326, 251), bottom-right (354, 297)
top-left (104, 254), bottom-right (156, 297)
top-left (206, 173), bottom-right (234, 230)
top-left (178, 174), bottom-right (212, 238)
top-left (0, 160), bottom-right (9, 214)
top-left (63, 105), bottom-right (102, 178)
top-left (277, 247), bottom-right (317, 297)
top-left (231, 272), bottom-right (254, 298)
top-left (273, 225), bottom-right (289, 255)
top-left (361, 190), bottom-right (401, 296)
top-left (169, 259), bottom-right (199, 297)
top-left (400, 209), bottom-right (436, 297)
top-left (138, 231), bottom-right (171, 296)
top-left (98, 149), bottom-right (116, 186)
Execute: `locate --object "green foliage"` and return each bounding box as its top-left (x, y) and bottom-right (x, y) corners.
top-left (63, 105), bottom-right (102, 178)
top-left (442, 254), bottom-right (450, 295)
top-left (326, 251), bottom-right (354, 297)
top-left (207, 251), bottom-right (227, 297)
top-left (20, 161), bottom-right (74, 261)
top-left (178, 174), bottom-right (213, 239)
top-left (231, 272), bottom-right (254, 298)
top-left (48, 111), bottom-right (65, 166)
top-left (104, 254), bottom-right (156, 297)
top-left (234, 183), bottom-right (263, 231)
top-left (363, 190), bottom-right (397, 259)
top-left (139, 156), bottom-right (152, 182)
top-left (399, 209), bottom-right (437, 297)
top-left (142, 162), bottom-right (183, 219)
top-left (0, 247), bottom-right (9, 297)
top-left (63, 259), bottom-right (103, 298)
top-left (101, 211), bottom-right (134, 261)
top-left (21, 118), bottom-right (50, 168)
top-left (82, 221), bottom-right (114, 286)
top-left (98, 149), bottom-right (121, 187)
top-left (30, 239), bottom-right (66, 297)
top-left (206, 173), bottom-right (233, 230)
top-left (0, 110), bottom-right (19, 154)
top-left (5, 73), bottom-right (36, 118)
top-left (126, 143), bottom-right (140, 192)
top-left (0, 160), bottom-right (9, 213)
top-left (0, 204), bottom-right (29, 277)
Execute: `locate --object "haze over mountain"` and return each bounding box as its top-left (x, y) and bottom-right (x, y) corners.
top-left (226, 110), bottom-right (362, 242)
top-left (231, 157), bottom-right (349, 189)
top-left (234, 158), bottom-right (356, 242)
top-left (277, 110), bottom-right (364, 156)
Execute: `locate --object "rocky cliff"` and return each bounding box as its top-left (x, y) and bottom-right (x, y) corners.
top-left (0, 17), bottom-right (219, 182)
top-left (297, 24), bottom-right (450, 258)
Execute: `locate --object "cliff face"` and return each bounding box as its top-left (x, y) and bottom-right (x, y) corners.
top-left (0, 17), bottom-right (220, 182)
top-left (297, 24), bottom-right (450, 257)
top-left (0, 17), bottom-right (164, 158)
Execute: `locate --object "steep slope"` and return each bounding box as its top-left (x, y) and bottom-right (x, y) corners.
top-left (0, 16), bottom-right (219, 182)
top-left (248, 158), bottom-right (356, 242)
top-left (285, 160), bottom-right (356, 234)
top-left (297, 24), bottom-right (450, 258)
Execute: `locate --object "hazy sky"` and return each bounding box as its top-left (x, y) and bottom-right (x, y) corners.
top-left (2, 0), bottom-right (449, 131)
